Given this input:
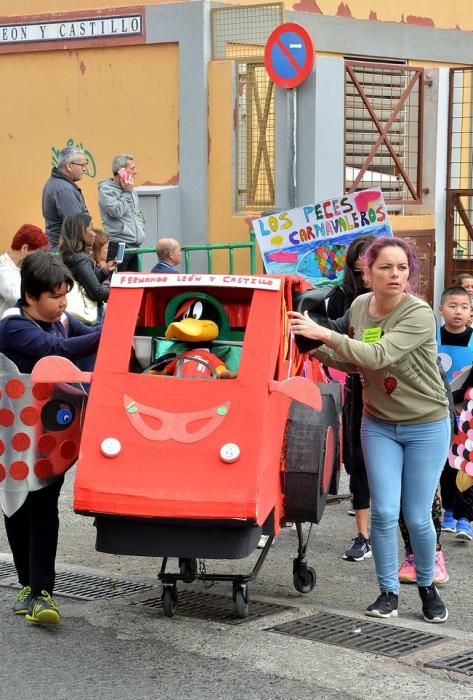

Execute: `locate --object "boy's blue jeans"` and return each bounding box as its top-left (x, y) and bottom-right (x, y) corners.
top-left (361, 415), bottom-right (450, 594)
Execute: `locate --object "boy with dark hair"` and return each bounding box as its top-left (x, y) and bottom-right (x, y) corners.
top-left (0, 251), bottom-right (101, 624)
top-left (438, 285), bottom-right (473, 541)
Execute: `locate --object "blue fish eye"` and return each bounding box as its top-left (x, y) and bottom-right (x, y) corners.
top-left (56, 408), bottom-right (73, 425)
top-left (41, 399), bottom-right (76, 432)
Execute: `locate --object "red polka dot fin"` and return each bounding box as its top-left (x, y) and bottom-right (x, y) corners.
top-left (0, 354), bottom-right (87, 516)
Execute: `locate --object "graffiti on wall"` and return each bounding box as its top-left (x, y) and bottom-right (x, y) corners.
top-left (51, 138), bottom-right (97, 178)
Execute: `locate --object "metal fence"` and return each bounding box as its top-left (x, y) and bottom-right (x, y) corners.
top-left (128, 236), bottom-right (257, 275)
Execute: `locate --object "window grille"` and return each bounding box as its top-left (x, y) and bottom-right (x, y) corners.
top-left (448, 67), bottom-right (473, 190)
top-left (235, 60), bottom-right (275, 211)
top-left (211, 3), bottom-right (283, 61)
top-left (345, 61), bottom-right (424, 204)
top-left (445, 68), bottom-right (473, 284)
top-left (210, 4), bottom-right (282, 212)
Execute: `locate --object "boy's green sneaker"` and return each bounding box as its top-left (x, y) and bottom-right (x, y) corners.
top-left (25, 590), bottom-right (61, 625)
top-left (13, 585), bottom-right (32, 615)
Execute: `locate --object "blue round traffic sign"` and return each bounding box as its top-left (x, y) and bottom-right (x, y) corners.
top-left (264, 22), bottom-right (315, 89)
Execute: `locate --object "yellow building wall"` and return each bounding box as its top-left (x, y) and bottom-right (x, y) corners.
top-left (392, 215), bottom-right (435, 231)
top-left (0, 1), bottom-right (169, 14)
top-left (0, 43), bottom-right (178, 250)
top-left (208, 60), bottom-right (263, 273)
top-left (4, 0), bottom-right (473, 31)
top-left (218, 0), bottom-right (473, 32)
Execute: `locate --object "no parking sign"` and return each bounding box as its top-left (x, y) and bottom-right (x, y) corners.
top-left (264, 22), bottom-right (315, 89)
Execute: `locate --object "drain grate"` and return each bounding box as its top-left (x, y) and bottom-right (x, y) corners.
top-left (268, 612), bottom-right (445, 658)
top-left (53, 571), bottom-right (155, 600)
top-left (0, 562), bottom-right (17, 578)
top-left (425, 650), bottom-right (473, 676)
top-left (132, 589), bottom-right (294, 624)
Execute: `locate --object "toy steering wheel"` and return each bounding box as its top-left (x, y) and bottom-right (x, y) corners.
top-left (143, 355), bottom-right (219, 379)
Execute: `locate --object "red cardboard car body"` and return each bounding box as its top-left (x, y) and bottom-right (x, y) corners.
top-left (72, 273), bottom-right (329, 532)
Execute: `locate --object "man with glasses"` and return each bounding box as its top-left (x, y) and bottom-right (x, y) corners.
top-left (98, 153), bottom-right (145, 272)
top-left (42, 146), bottom-right (89, 250)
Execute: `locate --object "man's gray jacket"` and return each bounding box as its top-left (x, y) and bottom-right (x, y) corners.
top-left (98, 178), bottom-right (145, 247)
top-left (42, 168), bottom-right (89, 247)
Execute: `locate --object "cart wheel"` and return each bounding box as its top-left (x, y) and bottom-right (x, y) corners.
top-left (234, 586), bottom-right (249, 619)
top-left (179, 558), bottom-right (197, 584)
top-left (293, 566), bottom-right (316, 594)
top-left (162, 585), bottom-right (178, 617)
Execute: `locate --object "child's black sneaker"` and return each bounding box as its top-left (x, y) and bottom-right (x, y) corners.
top-left (418, 584), bottom-right (448, 623)
top-left (343, 533), bottom-right (372, 561)
top-left (365, 591), bottom-right (398, 618)
top-left (25, 590), bottom-right (61, 625)
top-left (13, 585), bottom-right (32, 615)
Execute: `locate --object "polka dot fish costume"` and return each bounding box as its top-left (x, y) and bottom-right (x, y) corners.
top-left (449, 387), bottom-right (473, 478)
top-left (0, 354), bottom-right (87, 517)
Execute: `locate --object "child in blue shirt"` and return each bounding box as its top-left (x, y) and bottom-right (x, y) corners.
top-left (437, 285), bottom-right (473, 541)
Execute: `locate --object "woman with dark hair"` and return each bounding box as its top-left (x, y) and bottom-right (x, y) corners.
top-left (326, 234), bottom-right (375, 563)
top-left (92, 228), bottom-right (110, 269)
top-left (59, 213), bottom-right (115, 309)
top-left (289, 237), bottom-right (450, 624)
top-left (327, 234), bottom-right (376, 318)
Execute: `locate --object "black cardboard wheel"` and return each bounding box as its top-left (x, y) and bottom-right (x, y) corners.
top-left (162, 586), bottom-right (178, 617)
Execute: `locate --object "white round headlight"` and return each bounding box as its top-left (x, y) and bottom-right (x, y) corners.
top-left (100, 437), bottom-right (121, 458)
top-left (220, 443), bottom-right (240, 463)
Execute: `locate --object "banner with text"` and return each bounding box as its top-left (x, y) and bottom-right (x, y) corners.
top-left (253, 188), bottom-right (392, 287)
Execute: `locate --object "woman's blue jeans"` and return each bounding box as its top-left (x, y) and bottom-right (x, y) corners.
top-left (360, 415), bottom-right (450, 593)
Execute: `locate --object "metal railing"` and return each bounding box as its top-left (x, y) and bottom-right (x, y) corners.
top-left (128, 234), bottom-right (258, 274)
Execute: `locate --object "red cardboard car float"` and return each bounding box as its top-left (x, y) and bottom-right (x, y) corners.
top-left (32, 272), bottom-right (341, 617)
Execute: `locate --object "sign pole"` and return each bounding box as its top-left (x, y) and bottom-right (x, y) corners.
top-left (264, 22), bottom-right (314, 209)
top-left (288, 88), bottom-right (297, 208)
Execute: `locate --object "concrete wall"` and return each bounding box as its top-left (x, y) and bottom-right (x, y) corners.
top-left (145, 2), bottom-right (211, 250)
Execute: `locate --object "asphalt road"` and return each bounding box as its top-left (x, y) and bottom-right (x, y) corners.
top-left (1, 471), bottom-right (473, 700)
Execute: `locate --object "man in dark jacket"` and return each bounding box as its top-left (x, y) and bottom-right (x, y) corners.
top-left (42, 146), bottom-right (89, 249)
top-left (151, 238), bottom-right (182, 274)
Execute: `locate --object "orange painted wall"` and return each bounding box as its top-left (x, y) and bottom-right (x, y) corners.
top-left (208, 60), bottom-right (263, 273)
top-left (0, 43), bottom-right (178, 249)
top-left (220, 0), bottom-right (473, 32)
top-left (2, 1), bottom-right (472, 31)
top-left (0, 1), bottom-right (169, 14)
